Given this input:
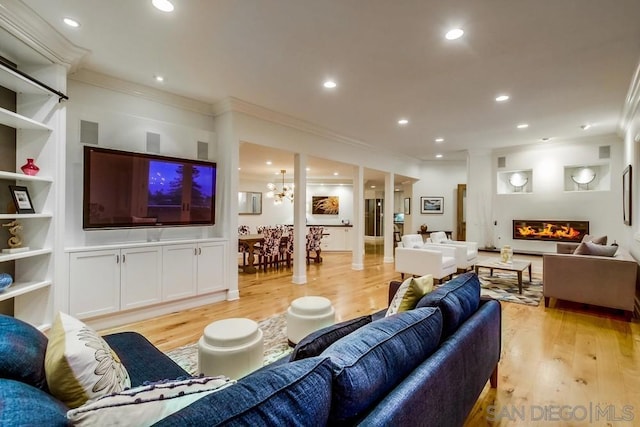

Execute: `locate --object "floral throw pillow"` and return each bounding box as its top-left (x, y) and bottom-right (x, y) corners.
top-left (45, 312), bottom-right (131, 408)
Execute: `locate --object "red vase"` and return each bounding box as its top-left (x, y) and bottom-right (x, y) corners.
top-left (20, 158), bottom-right (40, 176)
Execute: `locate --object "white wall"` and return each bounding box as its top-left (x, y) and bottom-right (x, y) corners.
top-left (65, 78), bottom-right (219, 247)
top-left (409, 160), bottom-right (467, 238)
top-left (491, 135), bottom-right (624, 252)
top-left (238, 177), bottom-right (354, 232)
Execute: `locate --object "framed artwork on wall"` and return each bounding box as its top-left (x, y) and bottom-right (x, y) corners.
top-left (420, 196), bottom-right (444, 214)
top-left (312, 196), bottom-right (339, 215)
top-left (623, 165), bottom-right (632, 226)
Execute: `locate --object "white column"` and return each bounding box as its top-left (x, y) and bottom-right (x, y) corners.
top-left (466, 149), bottom-right (494, 249)
top-left (352, 165), bottom-right (365, 270)
top-left (383, 172), bottom-right (395, 263)
top-left (292, 153), bottom-right (308, 284)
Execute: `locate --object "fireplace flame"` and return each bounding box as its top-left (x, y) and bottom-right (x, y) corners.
top-left (516, 224), bottom-right (581, 240)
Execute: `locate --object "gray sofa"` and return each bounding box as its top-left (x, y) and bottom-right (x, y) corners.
top-left (543, 244), bottom-right (637, 320)
top-left (0, 272), bottom-right (501, 426)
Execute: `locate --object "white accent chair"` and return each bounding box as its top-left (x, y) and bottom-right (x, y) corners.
top-left (395, 246), bottom-right (457, 283)
top-left (426, 231), bottom-right (478, 271)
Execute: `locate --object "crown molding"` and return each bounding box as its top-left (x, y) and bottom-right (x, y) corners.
top-left (0, 0), bottom-right (88, 70)
top-left (213, 96), bottom-right (375, 150)
top-left (619, 59), bottom-right (640, 134)
top-left (69, 69), bottom-right (214, 116)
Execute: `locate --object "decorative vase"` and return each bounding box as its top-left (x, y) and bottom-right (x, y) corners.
top-left (420, 224), bottom-right (428, 233)
top-left (0, 273), bottom-right (13, 292)
top-left (500, 245), bottom-right (513, 263)
top-left (20, 158), bottom-right (40, 176)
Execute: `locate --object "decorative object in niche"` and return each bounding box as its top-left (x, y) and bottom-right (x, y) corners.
top-left (570, 167), bottom-right (596, 189)
top-left (312, 196), bottom-right (339, 215)
top-left (8, 185), bottom-right (35, 214)
top-left (20, 158), bottom-right (40, 176)
top-left (266, 170), bottom-right (294, 205)
top-left (0, 273), bottom-right (13, 292)
top-left (420, 197), bottom-right (443, 214)
top-left (2, 220), bottom-right (29, 254)
top-left (508, 172), bottom-right (528, 191)
top-left (623, 165), bottom-right (632, 226)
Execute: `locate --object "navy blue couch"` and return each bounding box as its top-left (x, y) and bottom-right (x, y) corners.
top-left (0, 272), bottom-right (500, 426)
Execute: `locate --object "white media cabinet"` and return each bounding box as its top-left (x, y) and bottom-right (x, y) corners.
top-left (66, 238), bottom-right (229, 330)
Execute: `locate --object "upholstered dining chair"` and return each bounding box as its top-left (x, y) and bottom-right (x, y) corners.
top-left (259, 227), bottom-right (284, 271)
top-left (306, 226), bottom-right (324, 264)
top-left (280, 225), bottom-right (294, 268)
top-left (238, 225), bottom-right (251, 267)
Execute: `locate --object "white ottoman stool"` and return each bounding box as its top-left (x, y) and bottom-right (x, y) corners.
top-left (198, 318), bottom-right (264, 379)
top-left (286, 296), bottom-right (335, 345)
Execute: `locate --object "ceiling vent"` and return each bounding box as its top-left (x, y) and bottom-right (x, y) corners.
top-left (598, 145), bottom-right (610, 159)
top-left (497, 156), bottom-right (506, 168)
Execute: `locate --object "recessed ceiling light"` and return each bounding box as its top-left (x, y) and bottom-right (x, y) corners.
top-left (152, 0), bottom-right (174, 12)
top-left (435, 154), bottom-right (443, 159)
top-left (238, 167), bottom-right (241, 171)
top-left (323, 80), bottom-right (337, 89)
top-left (63, 17), bottom-right (80, 28)
top-left (581, 124), bottom-right (592, 130)
top-left (306, 167), bottom-right (311, 171)
top-left (333, 172), bottom-right (339, 176)
top-left (495, 95), bottom-right (510, 102)
top-left (266, 161), bottom-right (272, 165)
top-left (517, 123), bottom-right (529, 129)
top-left (434, 137), bottom-right (444, 143)
top-left (154, 75), bottom-right (164, 83)
top-left (398, 119), bottom-right (409, 125)
top-left (445, 28), bottom-right (464, 40)
top-left (370, 185), bottom-right (376, 189)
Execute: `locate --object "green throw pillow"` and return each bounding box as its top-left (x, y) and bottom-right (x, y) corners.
top-left (386, 274), bottom-right (434, 316)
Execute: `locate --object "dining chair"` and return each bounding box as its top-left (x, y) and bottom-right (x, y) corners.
top-left (259, 227), bottom-right (284, 271)
top-left (306, 226), bottom-right (324, 264)
top-left (238, 225), bottom-right (251, 267)
top-left (280, 225), bottom-right (294, 268)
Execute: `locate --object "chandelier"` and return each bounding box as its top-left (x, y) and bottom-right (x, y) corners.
top-left (266, 169), bottom-right (294, 204)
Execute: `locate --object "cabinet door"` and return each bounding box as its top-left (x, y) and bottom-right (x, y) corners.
top-left (69, 250), bottom-right (120, 319)
top-left (162, 244), bottom-right (197, 301)
top-left (121, 247), bottom-right (162, 310)
top-left (344, 228), bottom-right (353, 250)
top-left (197, 242), bottom-right (227, 294)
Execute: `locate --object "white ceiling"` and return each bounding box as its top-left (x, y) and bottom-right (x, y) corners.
top-left (21, 0), bottom-right (640, 186)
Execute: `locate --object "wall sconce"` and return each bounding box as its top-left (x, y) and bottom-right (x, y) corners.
top-left (570, 167), bottom-right (596, 190)
top-left (509, 172), bottom-right (528, 192)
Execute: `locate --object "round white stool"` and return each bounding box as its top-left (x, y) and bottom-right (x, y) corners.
top-left (286, 296), bottom-right (335, 345)
top-left (198, 318), bottom-right (264, 379)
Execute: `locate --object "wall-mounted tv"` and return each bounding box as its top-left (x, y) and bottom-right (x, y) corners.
top-left (83, 146), bottom-right (216, 229)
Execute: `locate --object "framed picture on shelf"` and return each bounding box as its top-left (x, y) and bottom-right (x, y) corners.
top-left (420, 196), bottom-right (444, 214)
top-left (623, 165), bottom-right (632, 226)
top-left (9, 185), bottom-right (35, 214)
top-left (404, 198), bottom-right (411, 215)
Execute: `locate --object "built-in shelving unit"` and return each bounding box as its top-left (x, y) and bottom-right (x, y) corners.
top-left (0, 52), bottom-right (66, 329)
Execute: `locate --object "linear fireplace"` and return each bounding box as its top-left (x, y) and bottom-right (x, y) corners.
top-left (512, 220), bottom-right (589, 242)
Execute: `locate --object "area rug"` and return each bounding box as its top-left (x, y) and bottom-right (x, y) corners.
top-left (165, 313), bottom-right (291, 376)
top-left (477, 272), bottom-right (543, 306)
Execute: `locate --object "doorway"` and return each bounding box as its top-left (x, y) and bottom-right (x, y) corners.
top-left (457, 184), bottom-right (466, 240)
top-left (365, 198), bottom-right (383, 237)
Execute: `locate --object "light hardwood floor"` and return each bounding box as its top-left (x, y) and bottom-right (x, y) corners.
top-left (101, 247), bottom-right (640, 426)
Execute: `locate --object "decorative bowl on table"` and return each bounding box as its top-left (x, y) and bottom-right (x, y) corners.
top-left (0, 273), bottom-right (13, 292)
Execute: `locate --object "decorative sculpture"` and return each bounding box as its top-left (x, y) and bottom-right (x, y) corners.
top-left (2, 220), bottom-right (28, 253)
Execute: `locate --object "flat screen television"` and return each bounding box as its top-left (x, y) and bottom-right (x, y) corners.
top-left (83, 146), bottom-right (216, 229)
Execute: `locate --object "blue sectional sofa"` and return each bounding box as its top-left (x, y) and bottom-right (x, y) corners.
top-left (0, 272), bottom-right (501, 426)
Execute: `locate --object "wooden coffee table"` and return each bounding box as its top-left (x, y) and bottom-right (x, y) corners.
top-left (474, 259), bottom-right (532, 294)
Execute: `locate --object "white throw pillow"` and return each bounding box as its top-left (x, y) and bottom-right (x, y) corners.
top-left (45, 312), bottom-right (131, 408)
top-left (67, 376), bottom-right (235, 427)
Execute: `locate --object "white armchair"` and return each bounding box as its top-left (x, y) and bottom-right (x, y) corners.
top-left (426, 231), bottom-right (478, 271)
top-left (395, 246), bottom-right (457, 282)
top-left (400, 234), bottom-right (425, 249)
